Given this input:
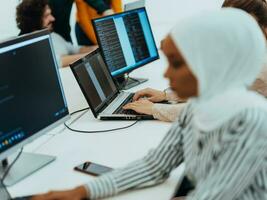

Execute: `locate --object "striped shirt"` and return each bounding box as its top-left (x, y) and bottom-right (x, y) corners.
top-left (85, 103), bottom-right (267, 200)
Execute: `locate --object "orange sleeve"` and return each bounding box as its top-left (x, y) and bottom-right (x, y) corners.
top-left (75, 0), bottom-right (98, 44)
top-left (111, 0), bottom-right (123, 13)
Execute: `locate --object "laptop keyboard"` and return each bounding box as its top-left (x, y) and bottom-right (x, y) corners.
top-left (115, 107), bottom-right (140, 115)
top-left (113, 94), bottom-right (141, 115)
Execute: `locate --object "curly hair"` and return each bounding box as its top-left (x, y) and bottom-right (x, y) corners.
top-left (16, 0), bottom-right (49, 34)
top-left (222, 0), bottom-right (267, 38)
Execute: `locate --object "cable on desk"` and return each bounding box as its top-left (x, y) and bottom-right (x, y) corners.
top-left (1, 148), bottom-right (24, 187)
top-left (64, 107), bottom-right (139, 133)
top-left (69, 107), bottom-right (90, 116)
top-left (31, 107), bottom-right (91, 152)
top-left (64, 120), bottom-right (139, 134)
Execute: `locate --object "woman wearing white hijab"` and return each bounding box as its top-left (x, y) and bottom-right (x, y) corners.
top-left (33, 8), bottom-right (267, 200)
top-left (124, 0), bottom-right (267, 123)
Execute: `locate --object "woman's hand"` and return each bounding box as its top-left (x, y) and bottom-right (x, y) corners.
top-left (31, 186), bottom-right (88, 200)
top-left (133, 88), bottom-right (166, 102)
top-left (123, 99), bottom-right (154, 115)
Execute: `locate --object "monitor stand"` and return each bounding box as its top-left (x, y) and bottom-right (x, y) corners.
top-left (115, 74), bottom-right (148, 90)
top-left (0, 152), bottom-right (55, 186)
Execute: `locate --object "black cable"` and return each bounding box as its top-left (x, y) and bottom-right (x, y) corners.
top-left (65, 107), bottom-right (139, 133)
top-left (1, 148), bottom-right (24, 185)
top-left (69, 107), bottom-right (89, 116)
top-left (64, 120), bottom-right (139, 134)
top-left (64, 107), bottom-right (139, 133)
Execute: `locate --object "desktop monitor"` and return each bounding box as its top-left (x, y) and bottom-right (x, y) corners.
top-left (0, 30), bottom-right (69, 186)
top-left (92, 7), bottom-right (159, 90)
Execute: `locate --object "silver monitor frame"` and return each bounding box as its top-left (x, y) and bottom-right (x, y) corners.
top-left (0, 30), bottom-right (70, 185)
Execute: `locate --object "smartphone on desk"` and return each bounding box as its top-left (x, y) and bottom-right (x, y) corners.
top-left (74, 161), bottom-right (113, 176)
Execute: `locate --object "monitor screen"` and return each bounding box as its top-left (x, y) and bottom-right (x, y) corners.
top-left (71, 50), bottom-right (118, 116)
top-left (0, 32), bottom-right (69, 157)
top-left (93, 7), bottom-right (159, 77)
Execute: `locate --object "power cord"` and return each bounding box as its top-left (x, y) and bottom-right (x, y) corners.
top-left (64, 108), bottom-right (139, 133)
top-left (64, 120), bottom-right (139, 133)
top-left (69, 107), bottom-right (90, 116)
top-left (28, 109), bottom-right (90, 153)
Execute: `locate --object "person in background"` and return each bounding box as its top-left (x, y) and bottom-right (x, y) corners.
top-left (75, 0), bottom-right (122, 45)
top-left (48, 0), bottom-right (118, 43)
top-left (32, 8), bottom-right (267, 200)
top-left (123, 0), bottom-right (267, 122)
top-left (16, 0), bottom-right (96, 67)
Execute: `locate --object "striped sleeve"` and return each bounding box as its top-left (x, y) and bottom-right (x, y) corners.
top-left (84, 120), bottom-right (185, 199)
top-left (186, 109), bottom-right (267, 200)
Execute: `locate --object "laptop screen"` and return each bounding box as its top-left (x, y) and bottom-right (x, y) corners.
top-left (71, 50), bottom-right (118, 116)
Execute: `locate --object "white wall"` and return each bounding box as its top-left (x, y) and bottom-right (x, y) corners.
top-left (0, 0), bottom-right (20, 40)
top-left (0, 0), bottom-right (224, 42)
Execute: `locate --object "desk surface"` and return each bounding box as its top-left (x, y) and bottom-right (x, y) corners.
top-left (8, 52), bottom-right (185, 199)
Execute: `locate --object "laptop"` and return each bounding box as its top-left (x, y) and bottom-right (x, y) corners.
top-left (0, 181), bottom-right (32, 200)
top-left (124, 0), bottom-right (146, 11)
top-left (70, 49), bottom-right (154, 120)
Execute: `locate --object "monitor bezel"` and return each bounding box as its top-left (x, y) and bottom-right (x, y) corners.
top-left (0, 30), bottom-right (70, 161)
top-left (92, 7), bottom-right (159, 78)
top-left (0, 29), bottom-right (49, 49)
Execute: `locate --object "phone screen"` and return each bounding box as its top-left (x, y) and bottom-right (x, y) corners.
top-left (74, 161), bottom-right (113, 176)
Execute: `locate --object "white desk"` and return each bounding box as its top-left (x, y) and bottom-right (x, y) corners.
top-left (8, 52), bottom-right (185, 199)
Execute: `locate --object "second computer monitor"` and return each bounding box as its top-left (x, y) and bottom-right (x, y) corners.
top-left (92, 7), bottom-right (159, 89)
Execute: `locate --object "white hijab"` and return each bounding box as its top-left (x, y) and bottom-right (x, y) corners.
top-left (170, 8), bottom-right (267, 131)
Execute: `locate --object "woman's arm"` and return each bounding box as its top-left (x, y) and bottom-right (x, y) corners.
top-left (123, 98), bottom-right (186, 122)
top-left (186, 109), bottom-right (267, 200)
top-left (31, 105), bottom-right (192, 200)
top-left (78, 45), bottom-right (98, 54)
top-left (152, 103), bottom-right (187, 122)
top-left (31, 121), bottom-right (185, 200)
top-left (61, 53), bottom-right (87, 67)
top-left (85, 121), bottom-right (185, 199)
